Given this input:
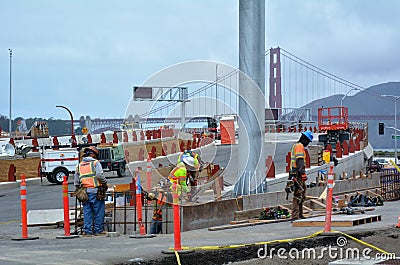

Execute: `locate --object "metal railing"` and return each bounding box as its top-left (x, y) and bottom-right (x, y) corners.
top-left (380, 168), bottom-right (400, 201)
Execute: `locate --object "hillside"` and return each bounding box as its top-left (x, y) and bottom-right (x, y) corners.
top-left (304, 82), bottom-right (400, 149)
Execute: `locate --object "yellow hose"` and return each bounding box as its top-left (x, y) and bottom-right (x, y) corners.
top-left (174, 251), bottom-right (181, 265)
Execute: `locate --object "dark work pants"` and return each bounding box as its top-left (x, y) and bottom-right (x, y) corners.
top-left (292, 179), bottom-right (306, 220)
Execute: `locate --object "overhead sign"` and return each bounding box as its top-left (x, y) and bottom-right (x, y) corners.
top-left (82, 127), bottom-right (88, 134)
top-left (133, 86), bottom-right (153, 100)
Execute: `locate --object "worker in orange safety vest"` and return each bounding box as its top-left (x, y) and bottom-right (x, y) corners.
top-left (74, 146), bottom-right (108, 236)
top-left (289, 131), bottom-right (313, 221)
top-left (146, 190), bottom-right (168, 234)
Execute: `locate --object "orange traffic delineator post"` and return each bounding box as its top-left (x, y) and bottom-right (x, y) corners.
top-left (396, 216), bottom-right (400, 228)
top-left (324, 165), bottom-right (335, 233)
top-left (146, 155), bottom-right (152, 191)
top-left (161, 182), bottom-right (193, 255)
top-left (56, 176), bottom-right (79, 239)
top-left (130, 170), bottom-right (155, 239)
top-left (12, 174), bottom-right (39, 241)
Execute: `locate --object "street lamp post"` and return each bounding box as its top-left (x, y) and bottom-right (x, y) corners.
top-left (340, 88), bottom-right (360, 107)
top-left (215, 64), bottom-right (219, 116)
top-left (8, 49), bottom-right (12, 137)
top-left (56, 105), bottom-right (75, 138)
top-left (382, 95), bottom-right (400, 164)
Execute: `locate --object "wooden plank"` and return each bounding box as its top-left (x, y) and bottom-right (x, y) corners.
top-left (292, 214), bottom-right (381, 227)
top-left (209, 218), bottom-right (288, 231)
top-left (310, 199), bottom-right (326, 209)
top-left (303, 205), bottom-right (313, 213)
top-left (229, 220), bottom-right (249, 225)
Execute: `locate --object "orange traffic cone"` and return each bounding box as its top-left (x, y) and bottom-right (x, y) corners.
top-left (396, 216), bottom-right (400, 228)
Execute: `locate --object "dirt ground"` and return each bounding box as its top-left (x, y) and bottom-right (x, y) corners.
top-left (121, 227), bottom-right (400, 265)
top-left (0, 156), bottom-right (40, 181)
top-left (229, 227), bottom-right (400, 265)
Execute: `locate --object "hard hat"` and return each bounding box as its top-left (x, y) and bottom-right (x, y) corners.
top-left (84, 146), bottom-right (99, 156)
top-left (148, 192), bottom-right (155, 200)
top-left (302, 131), bottom-right (313, 142)
top-left (182, 156), bottom-right (199, 171)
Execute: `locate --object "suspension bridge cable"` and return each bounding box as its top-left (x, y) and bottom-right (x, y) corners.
top-left (280, 48), bottom-right (366, 90)
top-left (281, 53), bottom-right (363, 92)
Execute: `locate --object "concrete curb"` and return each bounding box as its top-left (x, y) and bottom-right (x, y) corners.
top-left (0, 177), bottom-right (43, 190)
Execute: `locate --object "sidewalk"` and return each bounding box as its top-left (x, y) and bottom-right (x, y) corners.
top-left (0, 200), bottom-right (398, 265)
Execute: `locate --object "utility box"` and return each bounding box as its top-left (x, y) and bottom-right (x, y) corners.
top-left (220, 117), bottom-right (235, 145)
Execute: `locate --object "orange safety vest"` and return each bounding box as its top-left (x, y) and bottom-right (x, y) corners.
top-left (153, 192), bottom-right (166, 221)
top-left (78, 160), bottom-right (100, 188)
top-left (290, 143), bottom-right (305, 173)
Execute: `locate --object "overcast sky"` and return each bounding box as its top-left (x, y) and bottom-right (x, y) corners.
top-left (0, 0), bottom-right (399, 120)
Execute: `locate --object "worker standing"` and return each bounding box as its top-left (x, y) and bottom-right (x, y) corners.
top-left (289, 131), bottom-right (313, 221)
top-left (74, 146), bottom-right (108, 236)
top-left (146, 190), bottom-right (168, 234)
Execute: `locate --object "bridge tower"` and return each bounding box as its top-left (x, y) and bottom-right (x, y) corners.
top-left (269, 47), bottom-right (282, 112)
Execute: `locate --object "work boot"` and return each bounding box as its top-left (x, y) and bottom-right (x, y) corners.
top-left (299, 215), bottom-right (306, 219)
top-left (82, 232), bottom-right (93, 237)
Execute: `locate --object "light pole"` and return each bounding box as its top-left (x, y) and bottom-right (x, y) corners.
top-left (215, 63), bottom-right (221, 117)
top-left (340, 88), bottom-right (360, 107)
top-left (56, 105), bottom-right (75, 138)
top-left (382, 95), bottom-right (400, 164)
top-left (8, 49), bottom-right (12, 137)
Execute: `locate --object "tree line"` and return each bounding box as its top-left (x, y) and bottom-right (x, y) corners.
top-left (0, 115), bottom-right (77, 136)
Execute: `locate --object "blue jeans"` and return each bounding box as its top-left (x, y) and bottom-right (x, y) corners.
top-left (82, 192), bottom-right (105, 235)
top-left (150, 220), bottom-right (162, 234)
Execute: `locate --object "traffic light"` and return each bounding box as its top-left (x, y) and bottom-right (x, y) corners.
top-left (378, 123), bottom-right (384, 135)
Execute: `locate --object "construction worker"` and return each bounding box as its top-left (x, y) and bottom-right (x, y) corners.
top-left (177, 151), bottom-right (204, 195)
top-left (74, 146), bottom-right (108, 236)
top-left (168, 155), bottom-right (199, 199)
top-left (146, 190), bottom-right (168, 234)
top-left (289, 130), bottom-right (313, 221)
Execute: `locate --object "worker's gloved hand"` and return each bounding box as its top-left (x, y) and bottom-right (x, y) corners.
top-left (301, 174), bottom-right (308, 181)
top-left (97, 185), bottom-right (107, 200)
top-left (102, 183), bottom-right (108, 190)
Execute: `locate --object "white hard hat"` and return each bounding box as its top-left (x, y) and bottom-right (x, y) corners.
top-left (182, 156), bottom-right (196, 168)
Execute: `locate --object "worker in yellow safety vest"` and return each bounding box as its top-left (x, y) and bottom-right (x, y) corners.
top-left (74, 146), bottom-right (108, 236)
top-left (289, 131), bottom-right (313, 221)
top-left (168, 155), bottom-right (199, 199)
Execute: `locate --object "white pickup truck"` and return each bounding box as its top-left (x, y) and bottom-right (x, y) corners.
top-left (40, 148), bottom-right (79, 184)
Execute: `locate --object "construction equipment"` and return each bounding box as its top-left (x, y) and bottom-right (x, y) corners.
top-left (317, 106), bottom-right (350, 149)
top-left (97, 143), bottom-right (126, 177)
top-left (40, 148), bottom-right (79, 184)
top-left (27, 121), bottom-right (49, 138)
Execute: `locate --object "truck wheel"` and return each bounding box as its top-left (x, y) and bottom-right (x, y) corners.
top-left (117, 164), bottom-right (125, 178)
top-left (47, 174), bottom-right (56, 183)
top-left (52, 168), bottom-right (69, 185)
